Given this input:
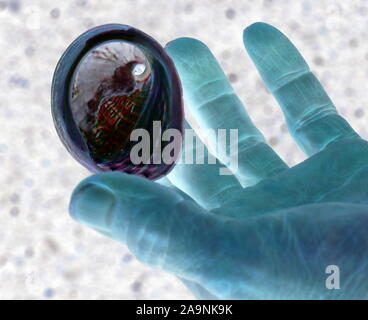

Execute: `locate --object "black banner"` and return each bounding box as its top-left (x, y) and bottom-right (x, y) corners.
top-left (0, 300), bottom-right (364, 318)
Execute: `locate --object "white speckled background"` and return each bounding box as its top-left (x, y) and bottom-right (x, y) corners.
top-left (0, 0), bottom-right (367, 299)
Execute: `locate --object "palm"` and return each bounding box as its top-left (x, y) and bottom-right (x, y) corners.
top-left (170, 137), bottom-right (368, 299)
top-left (214, 137), bottom-right (368, 219)
top-left (69, 23), bottom-right (368, 299)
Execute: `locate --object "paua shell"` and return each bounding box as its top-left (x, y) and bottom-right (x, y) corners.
top-left (51, 24), bottom-right (183, 180)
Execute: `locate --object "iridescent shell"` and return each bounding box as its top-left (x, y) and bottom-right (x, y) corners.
top-left (51, 24), bottom-right (183, 179)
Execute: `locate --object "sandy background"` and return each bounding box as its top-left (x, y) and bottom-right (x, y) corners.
top-left (0, 0), bottom-right (367, 299)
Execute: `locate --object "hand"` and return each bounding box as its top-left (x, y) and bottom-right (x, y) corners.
top-left (69, 23), bottom-right (368, 299)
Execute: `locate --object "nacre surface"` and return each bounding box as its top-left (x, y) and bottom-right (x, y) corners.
top-left (52, 24), bottom-right (183, 179)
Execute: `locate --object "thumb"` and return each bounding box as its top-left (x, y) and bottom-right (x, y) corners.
top-left (69, 172), bottom-right (221, 279)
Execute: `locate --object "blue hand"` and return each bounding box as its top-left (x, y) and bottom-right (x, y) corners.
top-left (69, 23), bottom-right (368, 299)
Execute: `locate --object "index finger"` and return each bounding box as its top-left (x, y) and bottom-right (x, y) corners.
top-left (165, 38), bottom-right (288, 186)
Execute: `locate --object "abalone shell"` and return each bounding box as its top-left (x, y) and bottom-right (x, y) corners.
top-left (51, 24), bottom-right (183, 180)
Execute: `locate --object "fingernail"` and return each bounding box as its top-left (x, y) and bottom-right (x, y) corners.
top-left (69, 183), bottom-right (116, 234)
